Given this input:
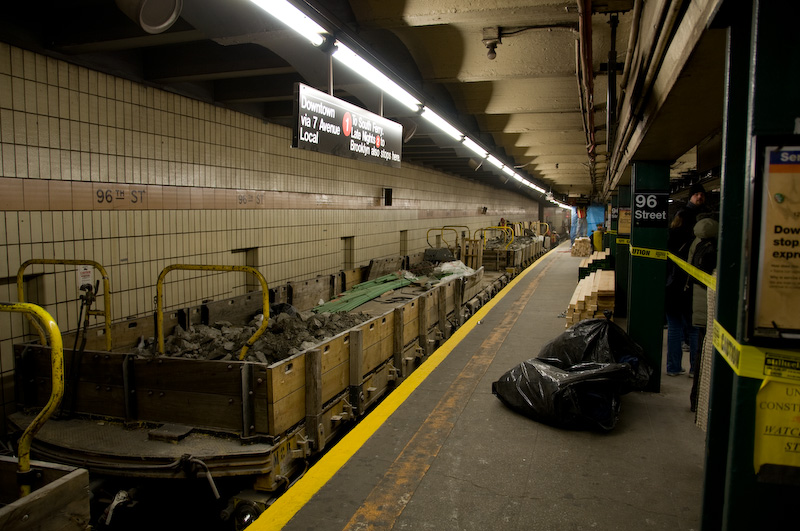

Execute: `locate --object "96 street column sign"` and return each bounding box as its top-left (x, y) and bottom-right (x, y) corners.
top-left (293, 83), bottom-right (403, 168)
top-left (633, 192), bottom-right (669, 228)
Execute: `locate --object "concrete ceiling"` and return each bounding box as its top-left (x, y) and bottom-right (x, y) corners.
top-left (2, 0), bottom-right (726, 202)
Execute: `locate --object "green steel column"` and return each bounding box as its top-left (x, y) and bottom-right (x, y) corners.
top-left (608, 193), bottom-right (618, 266)
top-left (705, 1), bottom-right (800, 529)
top-left (627, 165), bottom-right (668, 392)
top-left (615, 186), bottom-right (631, 318)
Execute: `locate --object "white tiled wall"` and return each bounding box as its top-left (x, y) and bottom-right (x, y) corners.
top-left (0, 43), bottom-right (540, 422)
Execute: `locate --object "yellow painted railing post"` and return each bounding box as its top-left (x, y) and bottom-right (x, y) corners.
top-left (156, 265), bottom-right (270, 360)
top-left (0, 302), bottom-right (64, 498)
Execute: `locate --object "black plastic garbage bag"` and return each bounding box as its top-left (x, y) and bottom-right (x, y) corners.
top-left (492, 316), bottom-right (652, 431)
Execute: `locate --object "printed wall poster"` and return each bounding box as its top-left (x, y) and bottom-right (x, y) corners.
top-left (755, 146), bottom-right (800, 334)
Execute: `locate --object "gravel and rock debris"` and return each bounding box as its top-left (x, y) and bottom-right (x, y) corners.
top-left (136, 307), bottom-right (372, 365)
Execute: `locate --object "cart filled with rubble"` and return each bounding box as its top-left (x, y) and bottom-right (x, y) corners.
top-left (8, 241), bottom-right (547, 527)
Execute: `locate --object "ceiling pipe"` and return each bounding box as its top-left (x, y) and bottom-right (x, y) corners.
top-left (617, 0), bottom-right (643, 109)
top-left (576, 0), bottom-right (597, 197)
top-left (605, 0), bottom-right (683, 196)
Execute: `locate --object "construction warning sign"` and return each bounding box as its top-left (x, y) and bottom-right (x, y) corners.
top-left (293, 83), bottom-right (403, 168)
top-left (754, 380), bottom-right (800, 474)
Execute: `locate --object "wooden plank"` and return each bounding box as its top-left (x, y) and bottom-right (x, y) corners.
top-left (136, 389), bottom-right (243, 431)
top-left (349, 329), bottom-right (364, 415)
top-left (418, 291), bottom-right (431, 356)
top-left (393, 307), bottom-right (404, 382)
top-left (365, 256), bottom-right (404, 280)
top-left (305, 349), bottom-right (323, 451)
top-left (437, 285), bottom-right (448, 339)
top-left (204, 291), bottom-right (264, 325)
top-left (0, 459), bottom-right (90, 531)
top-left (454, 277), bottom-right (464, 327)
top-left (289, 275), bottom-right (334, 311)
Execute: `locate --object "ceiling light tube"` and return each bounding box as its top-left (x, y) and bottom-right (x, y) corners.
top-left (332, 43), bottom-right (421, 111)
top-left (420, 107), bottom-right (463, 141)
top-left (502, 165), bottom-right (516, 177)
top-left (486, 155), bottom-right (503, 169)
top-left (462, 137), bottom-right (488, 158)
top-left (248, 0), bottom-right (327, 46)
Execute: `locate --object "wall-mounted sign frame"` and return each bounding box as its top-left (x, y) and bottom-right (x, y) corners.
top-left (749, 136), bottom-right (800, 343)
top-left (292, 83), bottom-right (403, 168)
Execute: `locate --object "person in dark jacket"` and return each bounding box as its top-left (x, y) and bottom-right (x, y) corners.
top-left (665, 183), bottom-right (708, 376)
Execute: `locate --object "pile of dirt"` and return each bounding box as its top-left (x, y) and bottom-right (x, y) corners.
top-left (138, 308), bottom-right (372, 365)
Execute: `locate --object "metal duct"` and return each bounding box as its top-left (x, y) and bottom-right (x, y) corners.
top-left (115, 0), bottom-right (183, 34)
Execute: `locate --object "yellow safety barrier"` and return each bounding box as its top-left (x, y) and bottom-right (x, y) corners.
top-left (0, 302), bottom-right (64, 498)
top-left (713, 320), bottom-right (800, 384)
top-left (473, 226), bottom-right (514, 250)
top-left (668, 252), bottom-right (717, 291)
top-left (629, 245), bottom-right (668, 260)
top-left (426, 227), bottom-right (459, 250)
top-left (17, 259), bottom-right (113, 351)
top-left (156, 265), bottom-right (270, 360)
top-left (442, 225), bottom-right (470, 249)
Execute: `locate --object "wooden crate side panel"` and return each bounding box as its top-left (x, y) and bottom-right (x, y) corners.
top-left (205, 291), bottom-right (265, 325)
top-left (341, 268), bottom-right (365, 292)
top-left (266, 352), bottom-right (305, 403)
top-left (136, 390), bottom-right (243, 432)
top-left (401, 299), bottom-right (419, 346)
top-left (463, 267), bottom-right (485, 301)
top-left (365, 256), bottom-right (404, 280)
top-left (358, 314), bottom-right (393, 375)
top-left (289, 275), bottom-right (333, 311)
top-left (0, 461), bottom-right (90, 530)
top-left (362, 335), bottom-right (393, 377)
top-left (134, 358), bottom-right (249, 394)
top-left (361, 362), bottom-right (392, 410)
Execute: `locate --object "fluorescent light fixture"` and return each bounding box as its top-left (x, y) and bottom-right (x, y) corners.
top-left (332, 43), bottom-right (421, 111)
top-left (462, 137), bottom-right (488, 158)
top-left (502, 166), bottom-right (516, 177)
top-left (248, 0), bottom-right (327, 46)
top-left (486, 155), bottom-right (503, 169)
top-left (420, 107), bottom-right (463, 141)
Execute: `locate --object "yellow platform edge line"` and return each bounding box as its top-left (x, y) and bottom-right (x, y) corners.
top-left (251, 247), bottom-right (556, 530)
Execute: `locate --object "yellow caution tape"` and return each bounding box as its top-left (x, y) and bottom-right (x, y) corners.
top-left (667, 252), bottom-right (716, 290)
top-left (629, 245), bottom-right (668, 260)
top-left (616, 237), bottom-right (630, 245)
top-left (713, 320), bottom-right (800, 383)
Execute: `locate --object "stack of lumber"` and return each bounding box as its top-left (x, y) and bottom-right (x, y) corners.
top-left (571, 237), bottom-right (593, 257)
top-left (578, 248), bottom-right (612, 279)
top-left (564, 269), bottom-right (615, 327)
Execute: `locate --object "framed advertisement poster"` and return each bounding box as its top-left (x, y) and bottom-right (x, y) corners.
top-left (753, 139), bottom-right (800, 340)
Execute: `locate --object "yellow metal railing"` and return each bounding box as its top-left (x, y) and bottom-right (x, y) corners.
top-left (426, 227), bottom-right (459, 250)
top-left (17, 259), bottom-right (112, 351)
top-left (156, 265), bottom-right (270, 360)
top-left (535, 222), bottom-right (550, 236)
top-left (473, 226), bottom-right (515, 250)
top-left (0, 302), bottom-right (64, 498)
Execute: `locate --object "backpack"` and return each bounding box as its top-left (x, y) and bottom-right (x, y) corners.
top-left (691, 238), bottom-right (717, 274)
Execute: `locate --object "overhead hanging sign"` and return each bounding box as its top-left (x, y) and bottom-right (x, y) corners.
top-left (292, 83), bottom-right (403, 168)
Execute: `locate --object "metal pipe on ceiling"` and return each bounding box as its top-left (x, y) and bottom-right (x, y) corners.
top-left (576, 0), bottom-right (597, 197)
top-left (605, 0), bottom-right (684, 196)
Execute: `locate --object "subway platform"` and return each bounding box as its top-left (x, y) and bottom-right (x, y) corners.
top-left (253, 242), bottom-right (706, 531)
